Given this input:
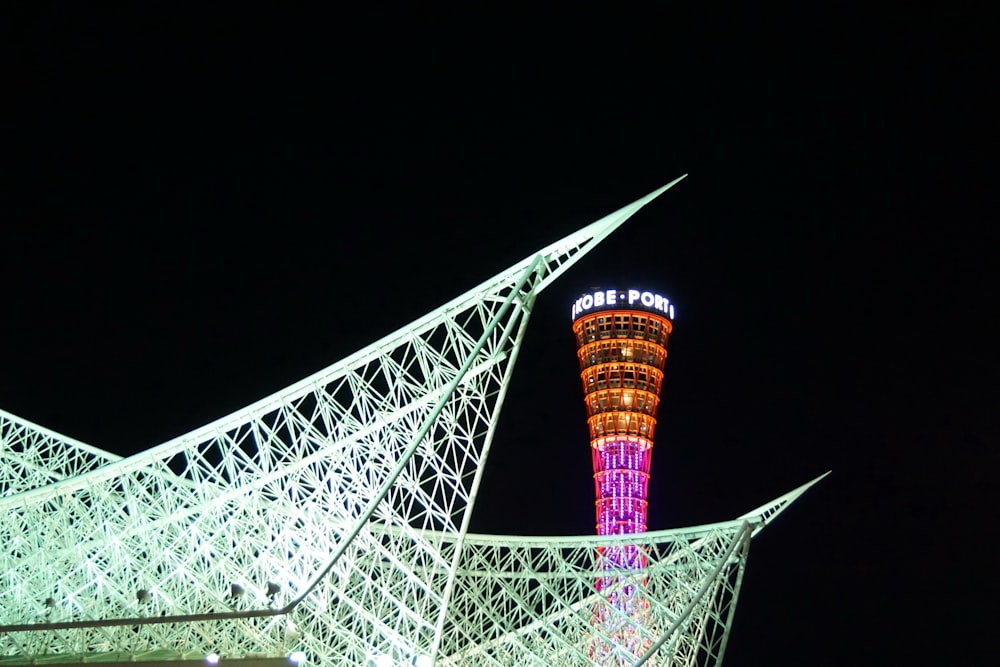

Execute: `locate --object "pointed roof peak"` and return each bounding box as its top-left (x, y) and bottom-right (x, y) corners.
top-left (739, 471), bottom-right (831, 537)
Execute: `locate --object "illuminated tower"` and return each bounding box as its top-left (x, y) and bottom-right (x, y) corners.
top-left (572, 287), bottom-right (674, 662)
top-left (572, 287), bottom-right (673, 540)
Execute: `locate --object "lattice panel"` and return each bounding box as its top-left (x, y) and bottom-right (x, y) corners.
top-left (0, 267), bottom-right (539, 662)
top-left (435, 523), bottom-right (752, 667)
top-left (0, 409), bottom-right (121, 497)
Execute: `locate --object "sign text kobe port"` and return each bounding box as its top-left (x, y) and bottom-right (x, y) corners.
top-left (570, 289), bottom-right (675, 321)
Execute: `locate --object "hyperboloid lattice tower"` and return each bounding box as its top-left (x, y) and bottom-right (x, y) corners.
top-left (572, 287), bottom-right (675, 663)
top-left (572, 288), bottom-right (674, 538)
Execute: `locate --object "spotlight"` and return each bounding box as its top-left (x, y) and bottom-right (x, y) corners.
top-left (414, 655), bottom-right (432, 667)
top-left (205, 653), bottom-right (220, 665)
top-left (288, 651), bottom-right (306, 664)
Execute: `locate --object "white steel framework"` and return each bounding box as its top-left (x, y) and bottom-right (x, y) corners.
top-left (0, 176), bottom-right (823, 666)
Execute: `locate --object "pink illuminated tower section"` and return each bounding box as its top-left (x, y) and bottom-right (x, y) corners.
top-left (572, 288), bottom-right (673, 546)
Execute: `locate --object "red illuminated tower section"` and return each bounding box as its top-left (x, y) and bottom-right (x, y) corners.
top-left (572, 288), bottom-right (674, 662)
top-left (572, 288), bottom-right (673, 543)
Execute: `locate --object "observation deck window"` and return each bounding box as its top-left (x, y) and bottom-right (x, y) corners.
top-left (597, 316), bottom-right (614, 339)
top-left (586, 388), bottom-right (659, 415)
top-left (633, 316), bottom-right (647, 339)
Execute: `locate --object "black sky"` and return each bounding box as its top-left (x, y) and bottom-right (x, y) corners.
top-left (2, 5), bottom-right (996, 666)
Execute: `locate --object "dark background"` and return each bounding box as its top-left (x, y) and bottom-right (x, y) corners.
top-left (2, 5), bottom-right (995, 666)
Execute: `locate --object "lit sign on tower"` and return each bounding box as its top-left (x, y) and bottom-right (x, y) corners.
top-left (570, 288), bottom-right (675, 321)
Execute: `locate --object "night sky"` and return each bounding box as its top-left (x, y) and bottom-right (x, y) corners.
top-left (3, 6), bottom-right (995, 666)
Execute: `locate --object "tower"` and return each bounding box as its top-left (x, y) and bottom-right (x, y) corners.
top-left (572, 287), bottom-right (673, 540)
top-left (572, 287), bottom-right (674, 663)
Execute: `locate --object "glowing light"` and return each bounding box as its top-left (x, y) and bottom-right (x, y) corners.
top-left (414, 655), bottom-right (432, 667)
top-left (205, 654), bottom-right (220, 665)
top-left (289, 651), bottom-right (307, 664)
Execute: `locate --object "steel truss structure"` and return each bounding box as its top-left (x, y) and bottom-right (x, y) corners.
top-left (1, 176), bottom-right (823, 666)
